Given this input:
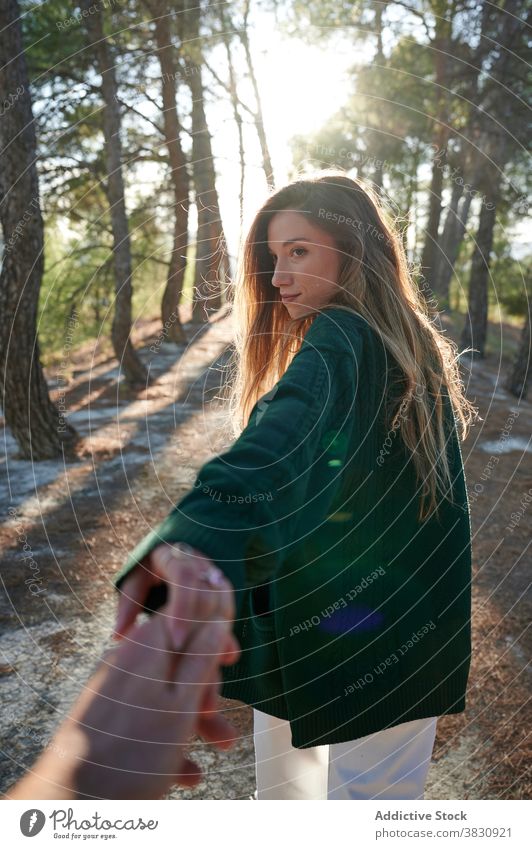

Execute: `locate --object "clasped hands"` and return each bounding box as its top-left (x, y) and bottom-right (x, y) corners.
top-left (7, 543), bottom-right (241, 800)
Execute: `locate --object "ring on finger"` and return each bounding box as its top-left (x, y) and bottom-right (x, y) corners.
top-left (171, 543), bottom-right (226, 588)
top-left (197, 566), bottom-right (226, 588)
top-left (172, 542), bottom-right (197, 557)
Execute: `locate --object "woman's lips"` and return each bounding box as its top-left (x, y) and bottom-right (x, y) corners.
top-left (281, 293), bottom-right (301, 302)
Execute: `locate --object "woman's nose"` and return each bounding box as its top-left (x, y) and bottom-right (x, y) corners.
top-left (271, 262), bottom-right (291, 287)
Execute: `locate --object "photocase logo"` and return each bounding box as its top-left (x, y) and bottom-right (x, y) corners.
top-left (20, 809), bottom-right (46, 837)
top-left (255, 385), bottom-right (279, 425)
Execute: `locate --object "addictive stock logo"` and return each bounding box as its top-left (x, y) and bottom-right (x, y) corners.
top-left (20, 809), bottom-right (46, 836)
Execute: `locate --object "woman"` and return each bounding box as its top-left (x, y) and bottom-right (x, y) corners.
top-left (113, 171), bottom-right (478, 800)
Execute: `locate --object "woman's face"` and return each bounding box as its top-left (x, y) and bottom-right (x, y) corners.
top-left (266, 211), bottom-right (342, 316)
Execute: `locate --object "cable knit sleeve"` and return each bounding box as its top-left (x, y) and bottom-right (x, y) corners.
top-left (112, 309), bottom-right (364, 620)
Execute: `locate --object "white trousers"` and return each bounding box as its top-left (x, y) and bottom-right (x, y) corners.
top-left (253, 708), bottom-right (438, 800)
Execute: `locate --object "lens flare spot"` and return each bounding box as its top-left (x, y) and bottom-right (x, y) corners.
top-left (326, 510), bottom-right (353, 521)
top-left (319, 604), bottom-right (384, 635)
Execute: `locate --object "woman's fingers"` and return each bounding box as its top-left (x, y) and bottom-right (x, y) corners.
top-left (113, 561), bottom-right (155, 640)
top-left (113, 543), bottom-right (239, 693)
top-left (149, 545), bottom-right (203, 647)
top-left (150, 544), bottom-right (236, 648)
top-left (186, 557), bottom-right (237, 637)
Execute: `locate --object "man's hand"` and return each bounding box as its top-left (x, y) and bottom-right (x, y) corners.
top-left (113, 543), bottom-right (241, 733)
top-left (7, 607), bottom-right (241, 800)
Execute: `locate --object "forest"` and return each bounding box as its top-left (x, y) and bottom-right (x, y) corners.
top-left (0, 0), bottom-right (530, 457)
top-left (0, 0), bottom-right (530, 802)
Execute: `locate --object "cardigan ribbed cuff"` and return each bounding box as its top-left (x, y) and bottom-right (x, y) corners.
top-left (112, 507), bottom-right (252, 623)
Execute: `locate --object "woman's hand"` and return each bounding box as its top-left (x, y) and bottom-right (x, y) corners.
top-left (114, 542), bottom-right (240, 657)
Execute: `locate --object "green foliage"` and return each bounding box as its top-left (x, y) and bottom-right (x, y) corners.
top-left (491, 253), bottom-right (532, 319)
top-left (16, 0), bottom-right (531, 369)
top-left (19, 0), bottom-right (175, 364)
top-left (39, 185), bottom-right (173, 361)
top-left (290, 33), bottom-right (438, 231)
top-left (38, 221), bottom-right (115, 360)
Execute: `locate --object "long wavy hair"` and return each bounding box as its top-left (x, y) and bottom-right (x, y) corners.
top-left (221, 170), bottom-right (479, 522)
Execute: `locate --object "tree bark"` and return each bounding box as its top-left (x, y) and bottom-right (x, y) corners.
top-left (0, 0), bottom-right (78, 459)
top-left (506, 311), bottom-right (531, 400)
top-left (148, 0), bottom-right (189, 344)
top-left (459, 192), bottom-right (499, 358)
top-left (437, 0), bottom-right (503, 308)
top-left (442, 190), bottom-right (473, 304)
top-left (402, 144), bottom-right (421, 258)
top-left (240, 0), bottom-right (274, 187)
top-left (369, 0), bottom-right (385, 195)
top-left (219, 4), bottom-right (245, 243)
top-left (460, 0), bottom-right (525, 359)
top-left (183, 0), bottom-right (227, 324)
top-left (419, 14), bottom-right (452, 302)
top-left (80, 0), bottom-right (147, 385)
top-left (432, 172), bottom-right (474, 307)
top-left (419, 123), bottom-right (449, 303)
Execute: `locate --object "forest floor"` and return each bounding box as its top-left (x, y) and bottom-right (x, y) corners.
top-left (0, 305), bottom-right (530, 800)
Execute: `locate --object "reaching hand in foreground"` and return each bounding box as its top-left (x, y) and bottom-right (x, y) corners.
top-left (6, 550), bottom-right (240, 800)
top-left (113, 542), bottom-right (242, 719)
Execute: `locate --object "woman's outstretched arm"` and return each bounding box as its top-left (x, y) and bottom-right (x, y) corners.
top-left (113, 310), bottom-right (363, 627)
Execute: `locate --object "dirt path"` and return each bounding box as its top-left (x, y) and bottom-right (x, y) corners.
top-left (0, 308), bottom-right (530, 799)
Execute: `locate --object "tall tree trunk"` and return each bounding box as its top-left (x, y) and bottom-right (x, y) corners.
top-left (419, 15), bottom-right (452, 302)
top-left (370, 0), bottom-right (385, 194)
top-left (81, 0), bottom-right (147, 385)
top-left (506, 311), bottom-right (531, 400)
top-left (436, 189), bottom-right (473, 306)
top-left (460, 0), bottom-right (524, 359)
top-left (459, 190), bottom-right (499, 358)
top-left (148, 0), bottom-right (189, 344)
top-left (219, 5), bottom-right (245, 244)
top-left (432, 174), bottom-right (464, 305)
top-left (419, 124), bottom-right (449, 303)
top-left (241, 0), bottom-right (274, 187)
top-left (0, 0), bottom-right (78, 459)
top-left (402, 144), bottom-right (421, 258)
top-left (183, 0), bottom-right (228, 324)
top-left (439, 1), bottom-right (500, 308)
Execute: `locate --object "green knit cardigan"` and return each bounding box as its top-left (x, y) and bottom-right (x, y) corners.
top-left (113, 306), bottom-right (472, 749)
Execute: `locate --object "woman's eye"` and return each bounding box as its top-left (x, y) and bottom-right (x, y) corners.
top-left (268, 247), bottom-right (307, 262)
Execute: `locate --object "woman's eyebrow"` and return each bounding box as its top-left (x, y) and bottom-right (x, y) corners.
top-left (267, 237), bottom-right (313, 251)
